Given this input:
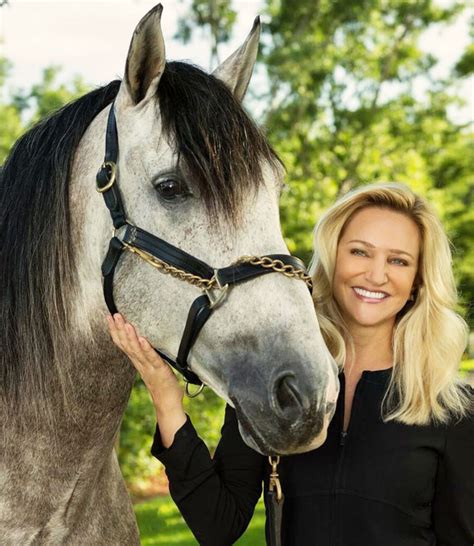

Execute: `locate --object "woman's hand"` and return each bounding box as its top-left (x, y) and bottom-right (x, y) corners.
top-left (106, 313), bottom-right (186, 447)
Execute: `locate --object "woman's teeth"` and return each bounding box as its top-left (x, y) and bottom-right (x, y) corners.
top-left (353, 287), bottom-right (387, 300)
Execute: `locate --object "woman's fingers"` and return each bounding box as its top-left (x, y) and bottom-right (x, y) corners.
top-left (137, 336), bottom-right (168, 368)
top-left (106, 314), bottom-right (167, 370)
top-left (106, 314), bottom-right (184, 418)
top-left (138, 336), bottom-right (152, 352)
top-left (110, 313), bottom-right (128, 348)
top-left (124, 322), bottom-right (142, 357)
top-left (106, 314), bottom-right (123, 349)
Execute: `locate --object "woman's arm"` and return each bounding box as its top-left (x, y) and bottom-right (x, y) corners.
top-left (432, 395), bottom-right (474, 545)
top-left (107, 313), bottom-right (186, 447)
top-left (107, 314), bottom-right (265, 546)
top-left (153, 405), bottom-right (265, 546)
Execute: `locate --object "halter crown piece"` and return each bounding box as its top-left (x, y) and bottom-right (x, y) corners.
top-left (96, 104), bottom-right (312, 391)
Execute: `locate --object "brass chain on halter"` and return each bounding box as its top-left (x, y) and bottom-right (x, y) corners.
top-left (122, 243), bottom-right (216, 290)
top-left (122, 244), bottom-right (313, 291)
top-left (237, 255), bottom-right (313, 289)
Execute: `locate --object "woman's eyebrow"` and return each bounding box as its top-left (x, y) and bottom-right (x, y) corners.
top-left (347, 239), bottom-right (415, 260)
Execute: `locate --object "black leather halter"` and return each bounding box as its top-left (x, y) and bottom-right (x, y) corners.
top-left (96, 104), bottom-right (312, 387)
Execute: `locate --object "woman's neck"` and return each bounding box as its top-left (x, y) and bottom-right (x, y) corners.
top-left (344, 321), bottom-right (394, 375)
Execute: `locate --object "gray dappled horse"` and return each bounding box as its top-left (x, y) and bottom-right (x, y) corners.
top-left (0, 5), bottom-right (338, 544)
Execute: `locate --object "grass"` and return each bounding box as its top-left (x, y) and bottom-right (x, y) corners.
top-left (135, 495), bottom-right (265, 546)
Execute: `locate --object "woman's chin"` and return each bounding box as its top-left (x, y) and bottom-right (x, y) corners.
top-left (348, 310), bottom-right (396, 329)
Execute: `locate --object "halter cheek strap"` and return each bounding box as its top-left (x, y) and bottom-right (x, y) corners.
top-left (97, 103), bottom-right (312, 387)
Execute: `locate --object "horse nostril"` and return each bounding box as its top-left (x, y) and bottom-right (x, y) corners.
top-left (271, 373), bottom-right (309, 421)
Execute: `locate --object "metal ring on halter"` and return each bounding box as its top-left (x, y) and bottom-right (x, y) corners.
top-left (205, 283), bottom-right (229, 309)
top-left (205, 270), bottom-right (229, 310)
top-left (185, 381), bottom-right (205, 398)
top-left (96, 161), bottom-right (117, 193)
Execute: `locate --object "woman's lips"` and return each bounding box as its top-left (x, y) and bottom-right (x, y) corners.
top-left (352, 286), bottom-right (389, 303)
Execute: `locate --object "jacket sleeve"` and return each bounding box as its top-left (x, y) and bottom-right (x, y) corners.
top-left (151, 404), bottom-right (265, 546)
top-left (432, 402), bottom-right (474, 546)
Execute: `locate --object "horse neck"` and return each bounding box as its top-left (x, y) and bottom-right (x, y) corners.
top-left (3, 335), bottom-right (135, 449)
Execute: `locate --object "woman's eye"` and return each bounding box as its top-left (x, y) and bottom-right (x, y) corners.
top-left (390, 257), bottom-right (409, 266)
top-left (350, 248), bottom-right (367, 257)
top-left (155, 178), bottom-right (189, 201)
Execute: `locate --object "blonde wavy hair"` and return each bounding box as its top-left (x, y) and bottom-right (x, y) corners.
top-left (310, 182), bottom-right (471, 425)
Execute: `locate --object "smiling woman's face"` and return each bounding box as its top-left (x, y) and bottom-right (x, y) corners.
top-left (333, 206), bottom-right (420, 332)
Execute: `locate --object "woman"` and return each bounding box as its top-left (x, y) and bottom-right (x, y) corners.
top-left (107, 182), bottom-right (474, 546)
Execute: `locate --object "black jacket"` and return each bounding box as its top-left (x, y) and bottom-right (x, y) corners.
top-left (152, 370), bottom-right (474, 546)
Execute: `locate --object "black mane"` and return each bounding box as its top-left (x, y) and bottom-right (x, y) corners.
top-left (0, 80), bottom-right (120, 416)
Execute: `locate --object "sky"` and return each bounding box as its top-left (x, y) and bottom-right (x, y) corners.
top-left (0, 0), bottom-right (472, 122)
top-left (0, 0), bottom-right (262, 87)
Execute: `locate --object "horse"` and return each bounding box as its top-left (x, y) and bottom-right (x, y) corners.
top-left (0, 5), bottom-right (338, 544)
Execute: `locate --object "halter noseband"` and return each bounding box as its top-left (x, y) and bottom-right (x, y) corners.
top-left (96, 103), bottom-right (312, 388)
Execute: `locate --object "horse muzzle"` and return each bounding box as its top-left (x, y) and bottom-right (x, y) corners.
top-left (228, 361), bottom-right (337, 455)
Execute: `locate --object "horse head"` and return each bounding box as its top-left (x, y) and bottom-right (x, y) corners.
top-left (72, 4), bottom-right (338, 456)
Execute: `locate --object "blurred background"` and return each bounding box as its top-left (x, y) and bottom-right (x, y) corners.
top-left (1, 1), bottom-right (472, 544)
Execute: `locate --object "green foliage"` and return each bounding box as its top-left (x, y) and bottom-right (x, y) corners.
top-left (183, 385), bottom-right (226, 451)
top-left (135, 494), bottom-right (265, 545)
top-left (117, 377), bottom-right (162, 487)
top-left (455, 42), bottom-right (474, 76)
top-left (455, 14), bottom-right (474, 76)
top-left (0, 59), bottom-right (22, 162)
top-left (0, 61), bottom-right (89, 162)
top-left (460, 359), bottom-right (474, 372)
top-left (12, 66), bottom-right (89, 122)
top-left (175, 0), bottom-right (237, 67)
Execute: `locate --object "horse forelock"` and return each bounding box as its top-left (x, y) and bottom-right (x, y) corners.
top-left (158, 61), bottom-right (281, 224)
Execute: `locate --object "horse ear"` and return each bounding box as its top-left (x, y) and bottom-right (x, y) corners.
top-left (117, 4), bottom-right (166, 108)
top-left (212, 17), bottom-right (261, 102)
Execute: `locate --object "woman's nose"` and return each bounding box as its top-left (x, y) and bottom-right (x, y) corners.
top-left (365, 257), bottom-right (388, 285)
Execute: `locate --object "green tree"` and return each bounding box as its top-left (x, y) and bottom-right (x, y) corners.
top-left (0, 63), bottom-right (89, 162)
top-left (0, 59), bottom-right (23, 162)
top-left (12, 66), bottom-right (88, 122)
top-left (455, 14), bottom-right (474, 76)
top-left (175, 0), bottom-right (237, 68)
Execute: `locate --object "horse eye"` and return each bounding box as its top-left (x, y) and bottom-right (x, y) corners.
top-left (155, 178), bottom-right (189, 202)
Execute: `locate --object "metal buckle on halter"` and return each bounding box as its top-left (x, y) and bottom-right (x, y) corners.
top-left (185, 380), bottom-right (205, 398)
top-left (204, 270), bottom-right (229, 309)
top-left (96, 161), bottom-right (117, 193)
